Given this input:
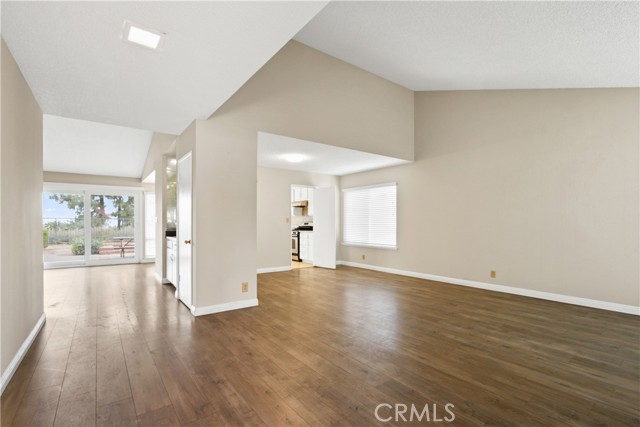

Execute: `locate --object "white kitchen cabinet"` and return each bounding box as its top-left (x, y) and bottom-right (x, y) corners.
top-left (299, 231), bottom-right (314, 262)
top-left (166, 237), bottom-right (177, 285)
top-left (292, 186), bottom-right (302, 202)
top-left (292, 186), bottom-right (315, 217)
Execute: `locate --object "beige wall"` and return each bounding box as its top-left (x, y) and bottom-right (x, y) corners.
top-left (1, 39), bottom-right (44, 375)
top-left (0, 36), bottom-right (3, 384)
top-left (182, 41), bottom-right (414, 310)
top-left (141, 132), bottom-right (175, 181)
top-left (176, 121), bottom-right (195, 161)
top-left (188, 122), bottom-right (258, 306)
top-left (340, 88), bottom-right (640, 307)
top-left (213, 41), bottom-right (415, 161)
top-left (43, 171), bottom-right (150, 190)
top-left (257, 167), bottom-right (338, 269)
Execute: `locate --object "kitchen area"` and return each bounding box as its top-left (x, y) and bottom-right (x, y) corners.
top-left (291, 185), bottom-right (315, 269)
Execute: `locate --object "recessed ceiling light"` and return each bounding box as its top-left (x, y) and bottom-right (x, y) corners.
top-left (280, 153), bottom-right (309, 163)
top-left (122, 20), bottom-right (164, 50)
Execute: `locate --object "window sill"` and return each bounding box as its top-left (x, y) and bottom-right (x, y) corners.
top-left (341, 243), bottom-right (398, 251)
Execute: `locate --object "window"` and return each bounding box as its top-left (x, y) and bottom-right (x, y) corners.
top-left (42, 184), bottom-right (141, 268)
top-left (343, 183), bottom-right (397, 249)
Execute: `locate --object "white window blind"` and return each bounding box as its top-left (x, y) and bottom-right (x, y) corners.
top-left (343, 183), bottom-right (397, 249)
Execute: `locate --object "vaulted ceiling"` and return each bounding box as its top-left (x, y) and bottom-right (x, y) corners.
top-left (295, 1), bottom-right (639, 91)
top-left (2, 1), bottom-right (637, 178)
top-left (2, 1), bottom-right (328, 135)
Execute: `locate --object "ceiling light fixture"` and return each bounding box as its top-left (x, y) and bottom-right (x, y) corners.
top-left (280, 153), bottom-right (309, 163)
top-left (122, 20), bottom-right (165, 50)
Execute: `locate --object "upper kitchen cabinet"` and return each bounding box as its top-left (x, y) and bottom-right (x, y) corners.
top-left (291, 185), bottom-right (315, 216)
top-left (292, 186), bottom-right (306, 202)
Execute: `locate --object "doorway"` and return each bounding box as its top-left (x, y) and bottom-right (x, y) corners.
top-left (291, 184), bottom-right (314, 269)
top-left (290, 184), bottom-right (336, 270)
top-left (43, 185), bottom-right (141, 268)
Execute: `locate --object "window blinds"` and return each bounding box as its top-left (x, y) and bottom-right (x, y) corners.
top-left (343, 183), bottom-right (397, 248)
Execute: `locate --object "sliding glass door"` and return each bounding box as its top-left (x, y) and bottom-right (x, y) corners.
top-left (43, 185), bottom-right (141, 268)
top-left (90, 193), bottom-right (136, 261)
top-left (43, 191), bottom-right (86, 266)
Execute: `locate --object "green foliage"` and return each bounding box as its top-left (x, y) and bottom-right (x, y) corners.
top-left (109, 196), bottom-right (135, 229)
top-left (71, 239), bottom-right (83, 255)
top-left (71, 238), bottom-right (102, 255)
top-left (48, 193), bottom-right (135, 253)
top-left (43, 228), bottom-right (49, 248)
top-left (49, 194), bottom-right (134, 230)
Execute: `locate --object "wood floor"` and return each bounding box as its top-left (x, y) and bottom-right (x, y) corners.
top-left (291, 261), bottom-right (313, 270)
top-left (1, 264), bottom-right (638, 427)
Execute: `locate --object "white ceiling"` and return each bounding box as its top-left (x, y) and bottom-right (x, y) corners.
top-left (43, 115), bottom-right (152, 178)
top-left (258, 132), bottom-right (410, 176)
top-left (2, 1), bottom-right (327, 134)
top-left (5, 2), bottom-right (637, 179)
top-left (295, 1), bottom-right (639, 91)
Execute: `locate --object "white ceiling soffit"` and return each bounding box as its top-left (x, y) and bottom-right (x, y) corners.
top-left (2, 2), bottom-right (328, 134)
top-left (44, 115), bottom-right (153, 179)
top-left (295, 1), bottom-right (639, 91)
top-left (257, 132), bottom-right (410, 176)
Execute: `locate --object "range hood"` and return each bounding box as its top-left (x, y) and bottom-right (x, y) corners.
top-left (291, 200), bottom-right (308, 208)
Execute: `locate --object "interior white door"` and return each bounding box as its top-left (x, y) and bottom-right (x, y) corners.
top-left (313, 187), bottom-right (336, 269)
top-left (177, 152), bottom-right (193, 308)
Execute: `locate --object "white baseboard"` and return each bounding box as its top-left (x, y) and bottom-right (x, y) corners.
top-left (154, 272), bottom-right (171, 285)
top-left (257, 266), bottom-right (292, 274)
top-left (191, 298), bottom-right (259, 316)
top-left (337, 261), bottom-right (640, 316)
top-left (1, 313), bottom-right (46, 395)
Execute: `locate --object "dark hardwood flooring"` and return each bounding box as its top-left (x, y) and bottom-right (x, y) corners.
top-left (1, 264), bottom-right (638, 426)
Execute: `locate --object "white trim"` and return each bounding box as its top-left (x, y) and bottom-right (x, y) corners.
top-left (257, 266), bottom-right (292, 274)
top-left (341, 242), bottom-right (397, 250)
top-left (43, 182), bottom-right (143, 194)
top-left (337, 261), bottom-right (640, 316)
top-left (43, 186), bottom-right (143, 268)
top-left (1, 313), bottom-right (46, 395)
top-left (45, 259), bottom-right (139, 270)
top-left (342, 182), bottom-right (397, 192)
top-left (154, 272), bottom-right (171, 285)
top-left (191, 299), bottom-right (259, 316)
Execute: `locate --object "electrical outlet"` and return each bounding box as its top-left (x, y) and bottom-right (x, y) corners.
top-left (362, 254), bottom-right (366, 260)
top-left (242, 282), bottom-right (249, 292)
top-left (490, 270), bottom-right (496, 278)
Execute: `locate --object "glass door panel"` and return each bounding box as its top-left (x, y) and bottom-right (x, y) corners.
top-left (90, 194), bottom-right (136, 261)
top-left (144, 192), bottom-right (156, 259)
top-left (42, 192), bottom-right (86, 266)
